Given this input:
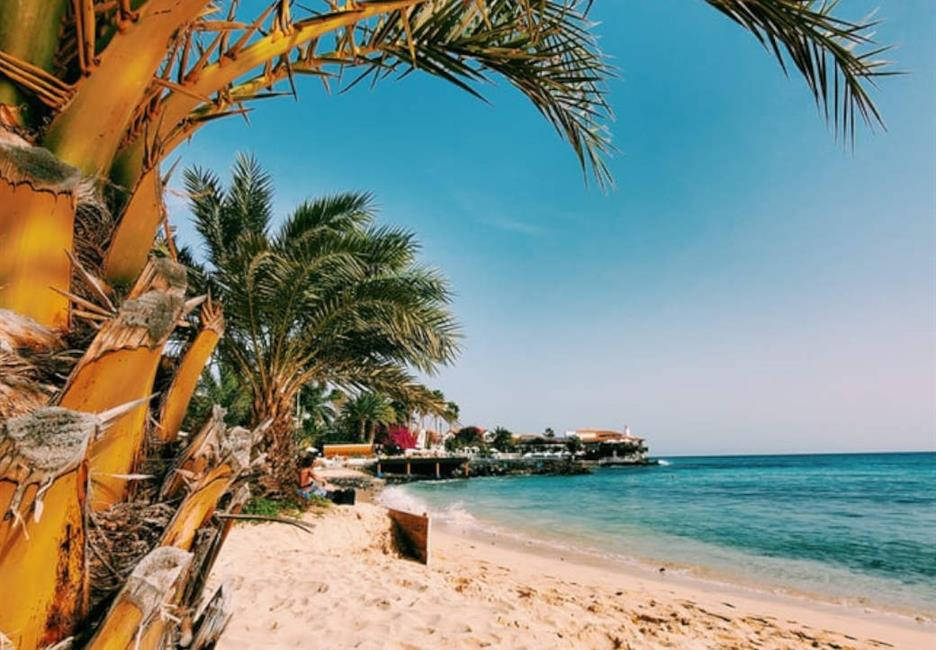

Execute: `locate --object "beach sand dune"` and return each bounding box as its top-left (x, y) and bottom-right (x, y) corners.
top-left (208, 503), bottom-right (932, 649)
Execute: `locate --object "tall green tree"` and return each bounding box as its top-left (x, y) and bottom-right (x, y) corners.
top-left (186, 155), bottom-right (459, 480)
top-left (297, 383), bottom-right (344, 444)
top-left (341, 392), bottom-right (398, 443)
top-left (492, 426), bottom-right (516, 452)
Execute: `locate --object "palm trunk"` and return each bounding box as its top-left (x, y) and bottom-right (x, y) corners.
top-left (0, 408), bottom-right (93, 649)
top-left (0, 133), bottom-right (235, 647)
top-left (101, 166), bottom-right (165, 286)
top-left (0, 142), bottom-right (84, 329)
top-left (253, 391), bottom-right (301, 495)
top-left (156, 299), bottom-right (224, 444)
top-left (0, 0), bottom-right (70, 126)
top-left (59, 258), bottom-right (187, 510)
top-left (41, 0), bottom-right (212, 176)
top-left (85, 547), bottom-right (193, 650)
top-left (159, 423), bottom-right (253, 550)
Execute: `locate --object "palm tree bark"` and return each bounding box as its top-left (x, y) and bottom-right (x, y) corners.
top-left (267, 410), bottom-right (300, 495)
top-left (0, 141), bottom-right (83, 329)
top-left (157, 298), bottom-right (224, 444)
top-left (159, 424), bottom-right (253, 550)
top-left (59, 258), bottom-right (187, 510)
top-left (0, 408), bottom-right (94, 649)
top-left (85, 547), bottom-right (193, 650)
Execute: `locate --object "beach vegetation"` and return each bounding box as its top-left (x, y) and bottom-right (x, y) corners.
top-left (243, 494), bottom-right (328, 519)
top-left (446, 426), bottom-right (487, 452)
top-left (491, 426), bottom-right (517, 452)
top-left (185, 155), bottom-right (459, 487)
top-left (341, 392), bottom-right (400, 445)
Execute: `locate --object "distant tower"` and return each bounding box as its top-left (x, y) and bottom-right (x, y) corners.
top-left (623, 425), bottom-right (630, 437)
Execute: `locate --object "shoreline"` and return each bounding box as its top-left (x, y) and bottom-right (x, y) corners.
top-left (208, 483), bottom-right (935, 649)
top-left (377, 476), bottom-right (936, 623)
top-left (432, 520), bottom-right (933, 641)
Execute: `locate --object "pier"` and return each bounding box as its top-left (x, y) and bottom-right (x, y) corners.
top-left (374, 456), bottom-right (470, 480)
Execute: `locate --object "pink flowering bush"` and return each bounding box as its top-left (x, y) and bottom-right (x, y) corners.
top-left (387, 425), bottom-right (418, 450)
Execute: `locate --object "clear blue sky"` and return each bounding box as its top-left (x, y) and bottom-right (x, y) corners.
top-left (171, 1), bottom-right (936, 455)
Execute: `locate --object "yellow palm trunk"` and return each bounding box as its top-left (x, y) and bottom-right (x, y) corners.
top-left (108, 0), bottom-right (419, 197)
top-left (101, 166), bottom-right (163, 286)
top-left (85, 547), bottom-right (193, 650)
top-left (156, 300), bottom-right (224, 444)
top-left (160, 406), bottom-right (226, 499)
top-left (159, 423), bottom-right (253, 549)
top-left (0, 142), bottom-right (84, 330)
top-left (0, 408), bottom-right (94, 649)
top-left (160, 463), bottom-right (235, 550)
top-left (59, 258), bottom-right (187, 510)
top-left (42, 0), bottom-right (211, 176)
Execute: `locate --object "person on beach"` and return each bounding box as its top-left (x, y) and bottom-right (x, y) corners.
top-left (298, 454), bottom-right (355, 505)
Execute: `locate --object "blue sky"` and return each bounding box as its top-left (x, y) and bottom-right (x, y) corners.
top-left (171, 1), bottom-right (935, 455)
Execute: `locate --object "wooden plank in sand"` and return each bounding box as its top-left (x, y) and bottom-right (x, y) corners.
top-left (387, 508), bottom-right (431, 565)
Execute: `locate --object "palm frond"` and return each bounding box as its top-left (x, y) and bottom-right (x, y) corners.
top-left (705, 0), bottom-right (892, 142)
top-left (352, 0), bottom-right (614, 186)
top-left (187, 156), bottom-right (460, 428)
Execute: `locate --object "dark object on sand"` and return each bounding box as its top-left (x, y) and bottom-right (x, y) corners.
top-left (329, 488), bottom-right (356, 505)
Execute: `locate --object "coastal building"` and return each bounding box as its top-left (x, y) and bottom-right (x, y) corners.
top-left (566, 427), bottom-right (650, 464)
top-left (514, 433), bottom-right (571, 457)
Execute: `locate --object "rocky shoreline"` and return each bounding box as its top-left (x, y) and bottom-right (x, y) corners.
top-left (460, 456), bottom-right (591, 477)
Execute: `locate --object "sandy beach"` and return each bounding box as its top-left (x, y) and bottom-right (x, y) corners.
top-left (207, 501), bottom-right (933, 649)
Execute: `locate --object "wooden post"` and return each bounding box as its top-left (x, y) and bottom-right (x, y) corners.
top-left (405, 461), bottom-right (411, 476)
top-left (435, 461), bottom-right (440, 479)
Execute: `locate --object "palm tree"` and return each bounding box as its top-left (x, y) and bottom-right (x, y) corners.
top-left (342, 392), bottom-right (398, 443)
top-left (0, 1), bottom-right (892, 645)
top-left (297, 383), bottom-right (343, 443)
top-left (492, 426), bottom-right (515, 452)
top-left (444, 401), bottom-right (461, 429)
top-left (187, 155), bottom-right (459, 480)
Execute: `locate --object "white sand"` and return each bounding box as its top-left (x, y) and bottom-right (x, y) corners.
top-left (208, 503), bottom-right (934, 649)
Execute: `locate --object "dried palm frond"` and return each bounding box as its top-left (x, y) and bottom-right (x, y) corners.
top-left (87, 501), bottom-right (176, 611)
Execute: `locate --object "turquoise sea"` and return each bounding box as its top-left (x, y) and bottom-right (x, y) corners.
top-left (382, 452), bottom-right (936, 615)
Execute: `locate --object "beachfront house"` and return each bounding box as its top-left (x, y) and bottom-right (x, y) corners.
top-left (566, 427), bottom-right (649, 464)
top-left (514, 433), bottom-right (573, 458)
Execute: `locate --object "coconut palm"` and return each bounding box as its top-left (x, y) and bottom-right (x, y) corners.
top-left (0, 0), bottom-right (893, 646)
top-left (187, 154), bottom-right (459, 479)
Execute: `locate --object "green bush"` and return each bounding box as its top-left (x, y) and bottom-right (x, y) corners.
top-left (242, 495), bottom-right (329, 519)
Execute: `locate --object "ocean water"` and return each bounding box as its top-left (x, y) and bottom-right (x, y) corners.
top-left (382, 452), bottom-right (936, 615)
